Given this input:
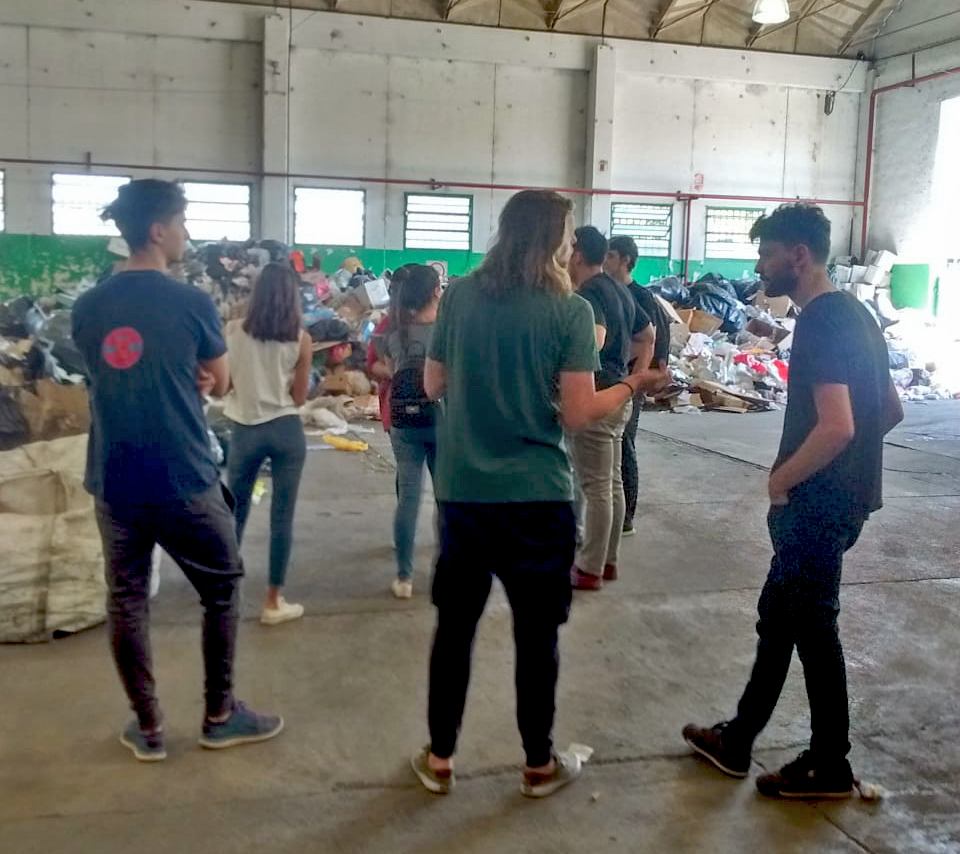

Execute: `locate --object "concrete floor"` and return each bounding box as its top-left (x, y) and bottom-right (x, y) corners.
top-left (2, 402), bottom-right (959, 854)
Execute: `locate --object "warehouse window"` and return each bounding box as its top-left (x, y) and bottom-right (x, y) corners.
top-left (705, 207), bottom-right (765, 259)
top-left (52, 173), bottom-right (130, 236)
top-left (610, 203), bottom-right (672, 257)
top-left (294, 188), bottom-right (365, 246)
top-left (404, 194), bottom-right (472, 251)
top-left (183, 182), bottom-right (251, 242)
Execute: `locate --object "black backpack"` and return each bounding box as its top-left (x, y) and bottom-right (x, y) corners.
top-left (390, 339), bottom-right (435, 429)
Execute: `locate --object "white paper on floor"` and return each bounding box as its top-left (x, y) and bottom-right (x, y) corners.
top-left (568, 743), bottom-right (594, 763)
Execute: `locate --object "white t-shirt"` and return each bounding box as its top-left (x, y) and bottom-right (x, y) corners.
top-left (224, 320), bottom-right (302, 425)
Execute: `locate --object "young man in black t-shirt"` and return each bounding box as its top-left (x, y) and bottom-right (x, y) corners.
top-left (682, 204), bottom-right (903, 799)
top-left (567, 227), bottom-right (655, 590)
top-left (73, 180), bottom-right (283, 762)
top-left (604, 236), bottom-right (671, 536)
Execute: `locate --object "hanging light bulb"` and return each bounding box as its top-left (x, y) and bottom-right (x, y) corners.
top-left (752, 0), bottom-right (790, 25)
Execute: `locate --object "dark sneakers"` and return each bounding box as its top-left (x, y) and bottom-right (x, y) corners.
top-left (199, 700), bottom-right (284, 749)
top-left (603, 563), bottom-right (618, 581)
top-left (120, 720), bottom-right (167, 762)
top-left (756, 751), bottom-right (855, 800)
top-left (682, 722), bottom-right (751, 778)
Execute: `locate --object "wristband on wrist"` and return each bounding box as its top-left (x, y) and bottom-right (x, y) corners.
top-left (617, 380), bottom-right (636, 397)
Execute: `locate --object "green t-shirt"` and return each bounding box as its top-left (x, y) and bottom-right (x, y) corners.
top-left (429, 275), bottom-right (599, 503)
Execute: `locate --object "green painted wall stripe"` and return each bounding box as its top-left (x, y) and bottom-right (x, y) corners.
top-left (0, 234), bottom-right (759, 297)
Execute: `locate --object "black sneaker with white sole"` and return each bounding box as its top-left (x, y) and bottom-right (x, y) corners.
top-left (682, 721), bottom-right (751, 778)
top-left (756, 750), bottom-right (855, 799)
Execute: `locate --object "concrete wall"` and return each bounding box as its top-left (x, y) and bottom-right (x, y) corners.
top-left (865, 41), bottom-right (960, 261)
top-left (0, 0), bottom-right (867, 293)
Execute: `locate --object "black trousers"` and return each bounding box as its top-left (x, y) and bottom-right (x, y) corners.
top-left (428, 501), bottom-right (575, 768)
top-left (95, 483), bottom-right (244, 730)
top-left (725, 497), bottom-right (865, 761)
top-left (620, 391), bottom-right (643, 524)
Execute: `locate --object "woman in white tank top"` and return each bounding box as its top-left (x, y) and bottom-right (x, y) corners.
top-left (225, 263), bottom-right (313, 626)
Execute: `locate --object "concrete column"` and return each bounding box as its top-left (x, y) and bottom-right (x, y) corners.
top-left (852, 68), bottom-right (876, 259)
top-left (261, 12), bottom-right (290, 242)
top-left (585, 44), bottom-right (615, 232)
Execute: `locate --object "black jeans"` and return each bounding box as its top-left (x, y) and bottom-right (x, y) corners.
top-left (226, 415), bottom-right (306, 588)
top-left (95, 483), bottom-right (244, 731)
top-left (428, 502), bottom-right (575, 768)
top-left (621, 391), bottom-right (643, 525)
top-left (725, 497), bottom-right (866, 761)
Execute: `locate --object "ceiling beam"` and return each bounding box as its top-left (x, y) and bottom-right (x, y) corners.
top-left (836, 0), bottom-right (888, 54)
top-left (544, 0), bottom-right (563, 28)
top-left (650, 0), bottom-right (723, 38)
top-left (549, 0), bottom-right (595, 28)
top-left (649, 0), bottom-right (683, 38)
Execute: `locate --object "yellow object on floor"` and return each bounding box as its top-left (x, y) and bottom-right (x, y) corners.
top-left (323, 434), bottom-right (368, 452)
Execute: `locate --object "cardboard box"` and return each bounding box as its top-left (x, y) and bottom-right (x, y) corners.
top-left (751, 292), bottom-right (794, 318)
top-left (853, 283), bottom-right (877, 301)
top-left (746, 318), bottom-right (790, 345)
top-left (677, 309), bottom-right (722, 335)
top-left (873, 250), bottom-right (898, 272)
top-left (862, 265), bottom-right (889, 286)
top-left (333, 294), bottom-right (366, 323)
top-left (653, 293), bottom-right (683, 325)
top-left (766, 296), bottom-right (793, 318)
top-left (851, 265), bottom-right (868, 283)
top-left (834, 265), bottom-right (853, 284)
top-left (17, 381), bottom-right (90, 441)
top-left (356, 277), bottom-right (390, 310)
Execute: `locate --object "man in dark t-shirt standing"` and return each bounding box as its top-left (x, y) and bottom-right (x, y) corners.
top-left (72, 180), bottom-right (282, 762)
top-left (682, 205), bottom-right (903, 799)
top-left (604, 235), bottom-right (671, 536)
top-left (567, 227), bottom-right (656, 591)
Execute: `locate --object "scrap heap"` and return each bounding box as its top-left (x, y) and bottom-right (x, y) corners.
top-left (0, 289), bottom-right (91, 449)
top-left (646, 273), bottom-right (793, 414)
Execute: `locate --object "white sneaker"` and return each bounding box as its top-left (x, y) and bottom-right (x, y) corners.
top-left (391, 578), bottom-right (413, 599)
top-left (260, 597), bottom-right (304, 626)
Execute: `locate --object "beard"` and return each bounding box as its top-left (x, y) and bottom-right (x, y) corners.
top-left (763, 270), bottom-right (799, 298)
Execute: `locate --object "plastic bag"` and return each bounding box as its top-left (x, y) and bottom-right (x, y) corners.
top-left (35, 311), bottom-right (86, 377)
top-left (0, 297), bottom-right (35, 339)
top-left (687, 283), bottom-right (747, 334)
top-left (307, 318), bottom-right (351, 343)
top-left (648, 276), bottom-right (690, 305)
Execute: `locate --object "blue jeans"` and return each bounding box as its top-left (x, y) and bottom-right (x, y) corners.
top-left (226, 415), bottom-right (306, 588)
top-left (389, 426), bottom-right (437, 581)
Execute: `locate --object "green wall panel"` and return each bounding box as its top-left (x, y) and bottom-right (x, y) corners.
top-left (0, 233), bottom-right (760, 299)
top-left (0, 234), bottom-right (112, 297)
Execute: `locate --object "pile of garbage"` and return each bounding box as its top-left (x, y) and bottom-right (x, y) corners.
top-left (179, 239), bottom-right (292, 320)
top-left (645, 273), bottom-right (794, 414)
top-left (178, 242), bottom-right (409, 458)
top-left (832, 250), bottom-right (958, 402)
top-left (0, 289), bottom-right (91, 449)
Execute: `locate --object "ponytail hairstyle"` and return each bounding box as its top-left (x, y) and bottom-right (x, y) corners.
top-left (388, 264), bottom-right (441, 347)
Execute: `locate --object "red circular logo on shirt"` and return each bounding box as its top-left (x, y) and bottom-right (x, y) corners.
top-left (102, 327), bottom-right (144, 370)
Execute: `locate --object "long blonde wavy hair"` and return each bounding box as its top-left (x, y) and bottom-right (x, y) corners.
top-left (475, 190), bottom-right (574, 297)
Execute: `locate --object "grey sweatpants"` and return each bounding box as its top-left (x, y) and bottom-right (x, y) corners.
top-left (570, 399), bottom-right (633, 575)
